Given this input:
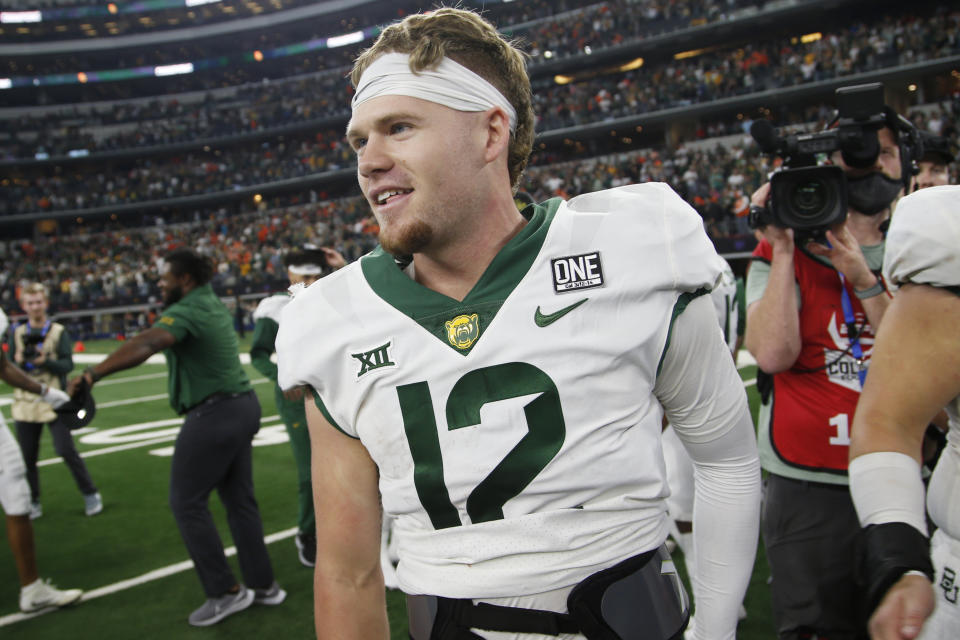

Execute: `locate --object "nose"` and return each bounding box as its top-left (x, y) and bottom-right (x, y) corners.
top-left (357, 134), bottom-right (392, 179)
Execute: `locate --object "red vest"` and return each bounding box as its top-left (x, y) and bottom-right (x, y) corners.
top-left (754, 240), bottom-right (877, 474)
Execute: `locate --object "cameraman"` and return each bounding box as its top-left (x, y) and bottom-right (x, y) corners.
top-left (745, 105), bottom-right (917, 639)
top-left (8, 283), bottom-right (101, 519)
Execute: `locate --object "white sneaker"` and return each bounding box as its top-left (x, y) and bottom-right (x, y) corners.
top-left (83, 492), bottom-right (103, 516)
top-left (29, 502), bottom-right (42, 520)
top-left (20, 578), bottom-right (83, 613)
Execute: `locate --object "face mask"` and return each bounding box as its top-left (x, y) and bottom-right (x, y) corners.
top-left (846, 171), bottom-right (903, 215)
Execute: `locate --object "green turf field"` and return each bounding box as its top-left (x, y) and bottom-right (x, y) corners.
top-left (0, 337), bottom-right (771, 638)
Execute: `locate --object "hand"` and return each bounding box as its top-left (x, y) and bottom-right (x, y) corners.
top-left (805, 222), bottom-right (875, 290)
top-left (751, 182), bottom-right (794, 254)
top-left (31, 352), bottom-right (47, 367)
top-left (66, 375), bottom-right (89, 398)
top-left (41, 386), bottom-right (71, 409)
top-left (13, 349), bottom-right (24, 364)
top-left (868, 574), bottom-right (935, 639)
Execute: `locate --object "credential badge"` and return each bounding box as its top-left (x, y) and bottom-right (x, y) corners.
top-left (551, 251), bottom-right (604, 293)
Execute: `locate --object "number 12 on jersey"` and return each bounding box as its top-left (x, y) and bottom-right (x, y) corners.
top-left (396, 362), bottom-right (566, 530)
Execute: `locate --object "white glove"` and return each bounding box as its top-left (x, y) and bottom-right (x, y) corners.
top-left (41, 386), bottom-right (72, 409)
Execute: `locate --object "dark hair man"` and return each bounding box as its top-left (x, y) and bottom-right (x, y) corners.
top-left (249, 244), bottom-right (344, 568)
top-left (276, 8), bottom-right (760, 640)
top-left (68, 249), bottom-right (283, 627)
top-left (746, 104), bottom-right (920, 638)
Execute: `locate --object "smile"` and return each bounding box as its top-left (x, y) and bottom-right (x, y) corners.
top-left (376, 189), bottom-right (412, 205)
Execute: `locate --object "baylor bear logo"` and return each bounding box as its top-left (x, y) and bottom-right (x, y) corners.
top-left (445, 314), bottom-right (480, 350)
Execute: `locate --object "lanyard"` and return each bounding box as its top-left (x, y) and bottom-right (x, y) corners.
top-left (838, 274), bottom-right (867, 389)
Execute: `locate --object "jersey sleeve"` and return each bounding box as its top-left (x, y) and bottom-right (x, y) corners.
top-left (884, 186), bottom-right (960, 291)
top-left (565, 182), bottom-right (724, 293)
top-left (275, 274), bottom-right (356, 437)
top-left (0, 308), bottom-right (7, 339)
top-left (249, 317), bottom-right (279, 381)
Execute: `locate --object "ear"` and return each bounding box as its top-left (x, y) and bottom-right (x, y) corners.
top-left (482, 106), bottom-right (511, 165)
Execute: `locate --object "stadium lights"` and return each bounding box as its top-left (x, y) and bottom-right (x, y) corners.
top-left (554, 75), bottom-right (574, 85)
top-left (908, 83), bottom-right (917, 91)
top-left (801, 32), bottom-right (822, 43)
top-left (0, 78), bottom-right (11, 89)
top-left (327, 31), bottom-right (364, 48)
top-left (1, 10), bottom-right (42, 23)
top-left (619, 57), bottom-right (644, 72)
top-left (185, 0), bottom-right (222, 7)
top-left (154, 62), bottom-right (195, 77)
top-left (674, 49), bottom-right (706, 60)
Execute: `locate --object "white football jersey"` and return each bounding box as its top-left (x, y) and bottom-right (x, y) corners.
top-left (277, 183), bottom-right (726, 598)
top-left (253, 292), bottom-right (289, 324)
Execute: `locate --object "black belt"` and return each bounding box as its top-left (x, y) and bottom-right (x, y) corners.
top-left (186, 390), bottom-right (250, 414)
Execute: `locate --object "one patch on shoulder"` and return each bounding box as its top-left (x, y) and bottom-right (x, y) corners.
top-left (550, 251), bottom-right (604, 293)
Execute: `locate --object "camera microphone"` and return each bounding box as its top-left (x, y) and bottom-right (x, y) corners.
top-left (750, 120), bottom-right (781, 155)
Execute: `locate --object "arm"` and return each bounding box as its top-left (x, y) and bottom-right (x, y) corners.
top-left (305, 395), bottom-right (388, 640)
top-left (249, 318), bottom-right (279, 381)
top-left (0, 350), bottom-right (47, 396)
top-left (68, 327), bottom-right (176, 395)
top-left (850, 284), bottom-right (960, 460)
top-left (655, 295), bottom-right (761, 640)
top-left (0, 350), bottom-right (71, 407)
top-left (807, 223), bottom-right (891, 331)
top-left (743, 184), bottom-right (802, 373)
top-left (849, 284), bottom-right (960, 640)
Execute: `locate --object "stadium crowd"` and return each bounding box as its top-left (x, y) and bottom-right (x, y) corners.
top-left (2, 6), bottom-right (956, 221)
top-left (3, 3), bottom-right (954, 162)
top-left (1, 98), bottom-right (956, 323)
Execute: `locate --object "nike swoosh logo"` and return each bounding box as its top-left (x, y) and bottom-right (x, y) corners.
top-left (534, 298), bottom-right (588, 327)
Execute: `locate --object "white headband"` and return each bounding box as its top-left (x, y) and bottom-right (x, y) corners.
top-left (288, 264), bottom-right (324, 276)
top-left (352, 52), bottom-right (517, 132)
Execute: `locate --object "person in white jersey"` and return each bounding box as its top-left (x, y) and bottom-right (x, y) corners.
top-left (276, 8), bottom-right (760, 640)
top-left (850, 185), bottom-right (960, 640)
top-left (0, 307), bottom-right (84, 613)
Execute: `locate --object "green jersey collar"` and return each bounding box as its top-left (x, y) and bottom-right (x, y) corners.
top-left (361, 199), bottom-right (561, 355)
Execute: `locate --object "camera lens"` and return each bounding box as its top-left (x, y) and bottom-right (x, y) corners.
top-left (790, 180), bottom-right (828, 219)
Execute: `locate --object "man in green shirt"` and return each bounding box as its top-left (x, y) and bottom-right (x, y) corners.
top-left (69, 249), bottom-right (283, 627)
top-left (249, 244), bottom-right (344, 568)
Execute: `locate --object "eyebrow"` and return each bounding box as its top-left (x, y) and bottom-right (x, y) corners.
top-left (346, 111), bottom-right (424, 143)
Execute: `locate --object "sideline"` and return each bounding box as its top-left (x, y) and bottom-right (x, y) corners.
top-left (0, 527), bottom-right (299, 627)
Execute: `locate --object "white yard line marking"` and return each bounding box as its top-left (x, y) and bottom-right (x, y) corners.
top-left (0, 527), bottom-right (299, 627)
top-left (37, 416), bottom-right (284, 467)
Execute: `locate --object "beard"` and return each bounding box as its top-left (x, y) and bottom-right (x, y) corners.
top-left (162, 285), bottom-right (184, 308)
top-left (379, 218), bottom-right (434, 257)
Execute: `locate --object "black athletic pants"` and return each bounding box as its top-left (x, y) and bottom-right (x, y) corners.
top-left (762, 473), bottom-right (869, 640)
top-left (15, 418), bottom-right (97, 502)
top-left (169, 390), bottom-right (275, 598)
